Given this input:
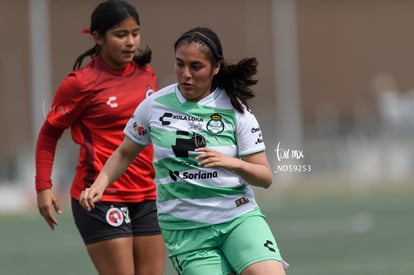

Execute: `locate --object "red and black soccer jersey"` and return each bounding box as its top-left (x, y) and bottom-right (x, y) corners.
top-left (46, 55), bottom-right (157, 202)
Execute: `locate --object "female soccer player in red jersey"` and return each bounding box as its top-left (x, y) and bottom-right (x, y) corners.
top-left (34, 1), bottom-right (166, 274)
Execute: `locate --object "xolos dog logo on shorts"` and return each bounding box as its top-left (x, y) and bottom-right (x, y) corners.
top-left (106, 206), bottom-right (124, 227)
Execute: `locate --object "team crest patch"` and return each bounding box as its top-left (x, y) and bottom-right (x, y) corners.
top-left (145, 85), bottom-right (155, 98)
top-left (206, 113), bottom-right (224, 134)
top-left (105, 207), bottom-right (124, 227)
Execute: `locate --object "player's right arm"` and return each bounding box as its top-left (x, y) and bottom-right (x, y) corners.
top-left (79, 137), bottom-right (146, 211)
top-left (35, 121), bottom-right (65, 230)
top-left (37, 189), bottom-right (62, 230)
top-left (35, 72), bottom-right (90, 230)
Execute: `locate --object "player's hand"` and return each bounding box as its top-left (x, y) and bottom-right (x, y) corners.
top-left (37, 189), bottom-right (62, 230)
top-left (79, 186), bottom-right (104, 211)
top-left (195, 147), bottom-right (241, 170)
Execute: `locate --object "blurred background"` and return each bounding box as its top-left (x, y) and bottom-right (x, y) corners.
top-left (1, 0), bottom-right (413, 274)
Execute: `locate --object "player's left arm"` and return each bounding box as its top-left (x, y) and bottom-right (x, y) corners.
top-left (80, 137), bottom-right (146, 210)
top-left (195, 148), bottom-right (272, 188)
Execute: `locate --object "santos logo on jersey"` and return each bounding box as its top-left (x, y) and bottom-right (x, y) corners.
top-left (169, 169), bottom-right (218, 181)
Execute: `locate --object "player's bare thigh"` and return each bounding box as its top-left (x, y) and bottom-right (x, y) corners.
top-left (133, 234), bottom-right (166, 275)
top-left (241, 260), bottom-right (286, 275)
top-left (87, 237), bottom-right (134, 275)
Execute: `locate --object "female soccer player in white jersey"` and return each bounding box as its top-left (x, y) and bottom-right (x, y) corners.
top-left (80, 26), bottom-right (287, 275)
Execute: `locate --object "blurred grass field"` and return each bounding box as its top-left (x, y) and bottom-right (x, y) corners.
top-left (1, 183), bottom-right (413, 275)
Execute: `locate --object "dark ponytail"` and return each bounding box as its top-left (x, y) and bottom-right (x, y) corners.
top-left (73, 46), bottom-right (97, 70)
top-left (175, 26), bottom-right (258, 113)
top-left (215, 58), bottom-right (258, 112)
top-left (133, 46), bottom-right (152, 67)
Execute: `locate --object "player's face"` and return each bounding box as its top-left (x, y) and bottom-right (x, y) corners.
top-left (175, 42), bottom-right (220, 102)
top-left (95, 16), bottom-right (140, 69)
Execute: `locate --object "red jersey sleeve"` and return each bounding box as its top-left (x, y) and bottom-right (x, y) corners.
top-left (35, 121), bottom-right (65, 192)
top-left (47, 72), bottom-right (92, 128)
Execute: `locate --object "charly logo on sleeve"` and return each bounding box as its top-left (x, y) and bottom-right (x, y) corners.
top-left (251, 127), bottom-right (263, 144)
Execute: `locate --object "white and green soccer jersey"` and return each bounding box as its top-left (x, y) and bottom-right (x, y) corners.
top-left (124, 84), bottom-right (266, 230)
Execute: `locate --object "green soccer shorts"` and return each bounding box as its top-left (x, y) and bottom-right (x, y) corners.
top-left (163, 208), bottom-right (284, 275)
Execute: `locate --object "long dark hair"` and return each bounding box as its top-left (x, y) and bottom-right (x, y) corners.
top-left (73, 0), bottom-right (151, 70)
top-left (174, 26), bottom-right (258, 113)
